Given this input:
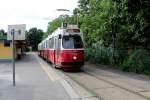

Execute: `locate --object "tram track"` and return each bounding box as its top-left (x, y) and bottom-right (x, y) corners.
top-left (64, 68), bottom-right (150, 100)
top-left (36, 53), bottom-right (150, 100)
top-left (63, 71), bottom-right (102, 100)
top-left (84, 70), bottom-right (150, 100)
top-left (37, 54), bottom-right (99, 100)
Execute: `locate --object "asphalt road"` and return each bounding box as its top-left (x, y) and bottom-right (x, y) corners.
top-left (1, 52), bottom-right (150, 100)
top-left (0, 53), bottom-right (70, 100)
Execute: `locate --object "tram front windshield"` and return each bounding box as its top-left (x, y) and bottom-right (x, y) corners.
top-left (62, 35), bottom-right (83, 49)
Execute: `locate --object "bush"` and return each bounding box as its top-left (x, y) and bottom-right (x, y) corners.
top-left (122, 49), bottom-right (150, 73)
top-left (93, 46), bottom-right (113, 64)
top-left (115, 48), bottom-right (128, 66)
top-left (85, 44), bottom-right (150, 75)
top-left (84, 48), bottom-right (93, 61)
top-left (85, 41), bottom-right (115, 64)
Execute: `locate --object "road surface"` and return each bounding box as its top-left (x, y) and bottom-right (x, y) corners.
top-left (0, 52), bottom-right (150, 100)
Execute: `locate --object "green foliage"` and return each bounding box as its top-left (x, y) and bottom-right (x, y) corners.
top-left (78, 0), bottom-right (113, 47)
top-left (122, 49), bottom-right (150, 73)
top-left (26, 28), bottom-right (44, 51)
top-left (0, 29), bottom-right (6, 35)
top-left (43, 0), bottom-right (150, 74)
top-left (92, 42), bottom-right (113, 64)
top-left (0, 29), bottom-right (7, 40)
top-left (77, 0), bottom-right (150, 74)
top-left (85, 42), bottom-right (115, 65)
top-left (85, 47), bottom-right (113, 65)
top-left (77, 0), bottom-right (150, 48)
top-left (45, 17), bottom-right (61, 38)
top-left (84, 48), bottom-right (93, 61)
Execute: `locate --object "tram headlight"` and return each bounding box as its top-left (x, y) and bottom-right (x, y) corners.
top-left (73, 56), bottom-right (77, 60)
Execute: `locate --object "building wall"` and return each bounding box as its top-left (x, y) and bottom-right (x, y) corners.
top-left (0, 42), bottom-right (12, 59)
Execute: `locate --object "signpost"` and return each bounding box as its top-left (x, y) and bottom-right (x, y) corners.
top-left (7, 24), bottom-right (26, 86)
top-left (11, 29), bottom-right (15, 86)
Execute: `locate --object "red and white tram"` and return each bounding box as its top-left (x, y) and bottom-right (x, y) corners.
top-left (38, 25), bottom-right (84, 69)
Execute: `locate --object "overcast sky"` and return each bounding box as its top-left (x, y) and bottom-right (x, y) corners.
top-left (0, 0), bottom-right (78, 32)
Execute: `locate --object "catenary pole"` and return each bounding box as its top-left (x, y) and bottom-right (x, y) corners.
top-left (11, 29), bottom-right (16, 86)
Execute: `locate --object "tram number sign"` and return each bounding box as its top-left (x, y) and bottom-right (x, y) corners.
top-left (67, 29), bottom-right (80, 33)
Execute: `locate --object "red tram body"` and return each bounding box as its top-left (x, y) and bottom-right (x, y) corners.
top-left (38, 25), bottom-right (84, 69)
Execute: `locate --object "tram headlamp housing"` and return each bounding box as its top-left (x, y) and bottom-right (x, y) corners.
top-left (73, 56), bottom-right (77, 60)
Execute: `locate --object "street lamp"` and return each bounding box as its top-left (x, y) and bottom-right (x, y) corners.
top-left (43, 9), bottom-right (79, 28)
top-left (56, 9), bottom-right (70, 28)
top-left (56, 8), bottom-right (79, 28)
top-left (56, 9), bottom-right (70, 12)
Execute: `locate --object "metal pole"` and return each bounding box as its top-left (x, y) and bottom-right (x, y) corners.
top-left (11, 29), bottom-right (16, 86)
top-left (77, 10), bottom-right (79, 27)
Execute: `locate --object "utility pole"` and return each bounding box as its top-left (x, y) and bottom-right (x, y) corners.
top-left (76, 9), bottom-right (79, 27)
top-left (56, 9), bottom-right (70, 28)
top-left (11, 29), bottom-right (16, 86)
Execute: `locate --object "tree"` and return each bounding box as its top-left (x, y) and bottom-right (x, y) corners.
top-left (0, 29), bottom-right (6, 35)
top-left (26, 28), bottom-right (44, 51)
top-left (45, 0), bottom-right (150, 49)
top-left (45, 17), bottom-right (61, 38)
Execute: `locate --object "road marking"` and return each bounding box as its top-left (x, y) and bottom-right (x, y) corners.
top-left (34, 53), bottom-right (81, 100)
top-left (60, 79), bottom-right (81, 100)
top-left (35, 55), bottom-right (54, 81)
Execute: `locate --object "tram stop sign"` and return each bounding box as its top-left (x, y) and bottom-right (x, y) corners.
top-left (7, 24), bottom-right (26, 40)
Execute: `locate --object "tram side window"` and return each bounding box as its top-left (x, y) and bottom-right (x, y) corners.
top-left (46, 40), bottom-right (49, 48)
top-left (45, 41), bottom-right (46, 48)
top-left (44, 42), bottom-right (46, 49)
top-left (57, 36), bottom-right (61, 50)
top-left (45, 41), bottom-right (47, 48)
top-left (51, 38), bottom-right (54, 49)
top-left (73, 35), bottom-right (84, 48)
top-left (42, 44), bottom-right (43, 49)
top-left (49, 39), bottom-right (51, 48)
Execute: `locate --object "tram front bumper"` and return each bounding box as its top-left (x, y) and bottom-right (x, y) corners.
top-left (60, 61), bottom-right (84, 67)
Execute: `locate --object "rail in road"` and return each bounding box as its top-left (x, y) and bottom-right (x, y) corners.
top-left (63, 66), bottom-right (150, 100)
top-left (84, 71), bottom-right (150, 99)
top-left (35, 52), bottom-right (150, 100)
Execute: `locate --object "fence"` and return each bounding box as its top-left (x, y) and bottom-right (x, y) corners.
top-left (85, 46), bottom-right (150, 75)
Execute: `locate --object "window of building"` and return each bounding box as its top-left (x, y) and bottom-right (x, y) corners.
top-left (11, 29), bottom-right (15, 35)
top-left (4, 40), bottom-right (10, 47)
top-left (18, 30), bottom-right (21, 35)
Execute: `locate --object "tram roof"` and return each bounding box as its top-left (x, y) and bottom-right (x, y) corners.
top-left (39, 25), bottom-right (81, 45)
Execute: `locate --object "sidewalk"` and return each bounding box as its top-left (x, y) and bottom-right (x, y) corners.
top-left (0, 53), bottom-right (70, 100)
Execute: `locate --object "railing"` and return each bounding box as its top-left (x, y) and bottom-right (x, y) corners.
top-left (85, 46), bottom-right (150, 75)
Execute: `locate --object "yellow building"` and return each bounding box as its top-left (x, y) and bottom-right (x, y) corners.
top-left (0, 25), bottom-right (26, 61)
top-left (0, 42), bottom-right (12, 59)
top-left (0, 33), bottom-right (12, 61)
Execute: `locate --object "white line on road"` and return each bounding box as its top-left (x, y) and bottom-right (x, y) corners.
top-left (34, 53), bottom-right (81, 100)
top-left (37, 57), bottom-right (55, 81)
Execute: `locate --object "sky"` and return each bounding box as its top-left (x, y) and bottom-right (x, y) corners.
top-left (0, 0), bottom-right (79, 32)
